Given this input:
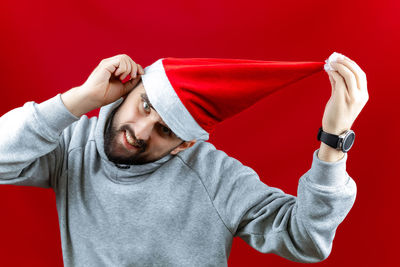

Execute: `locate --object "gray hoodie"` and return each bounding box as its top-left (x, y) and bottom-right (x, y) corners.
top-left (0, 93), bottom-right (356, 266)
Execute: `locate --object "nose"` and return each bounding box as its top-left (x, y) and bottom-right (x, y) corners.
top-left (133, 116), bottom-right (157, 141)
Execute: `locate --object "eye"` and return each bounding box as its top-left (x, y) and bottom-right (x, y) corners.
top-left (142, 99), bottom-right (151, 113)
top-left (161, 125), bottom-right (172, 135)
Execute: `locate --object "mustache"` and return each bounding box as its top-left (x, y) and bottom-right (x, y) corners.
top-left (121, 125), bottom-right (147, 150)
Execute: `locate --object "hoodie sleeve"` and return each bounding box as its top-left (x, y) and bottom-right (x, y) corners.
top-left (0, 94), bottom-right (80, 188)
top-left (194, 144), bottom-right (356, 263)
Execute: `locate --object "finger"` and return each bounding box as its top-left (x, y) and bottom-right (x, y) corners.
top-left (342, 55), bottom-right (367, 79)
top-left (103, 57), bottom-right (123, 76)
top-left (335, 59), bottom-right (362, 90)
top-left (127, 57), bottom-right (138, 79)
top-left (342, 57), bottom-right (367, 91)
top-left (124, 56), bottom-right (136, 79)
top-left (331, 62), bottom-right (358, 100)
top-left (114, 58), bottom-right (126, 77)
top-left (329, 70), bottom-right (348, 100)
top-left (327, 71), bottom-right (335, 95)
top-left (138, 64), bottom-right (145, 75)
top-left (121, 58), bottom-right (132, 80)
top-left (122, 58), bottom-right (129, 78)
top-left (101, 54), bottom-right (120, 65)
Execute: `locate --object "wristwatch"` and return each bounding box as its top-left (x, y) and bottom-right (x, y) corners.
top-left (317, 127), bottom-right (355, 153)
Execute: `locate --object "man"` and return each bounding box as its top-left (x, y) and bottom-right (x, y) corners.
top-left (0, 53), bottom-right (368, 266)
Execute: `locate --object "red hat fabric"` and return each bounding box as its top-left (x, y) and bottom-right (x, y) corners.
top-left (141, 53), bottom-right (340, 141)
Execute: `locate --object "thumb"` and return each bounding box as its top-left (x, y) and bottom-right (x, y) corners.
top-left (327, 71), bottom-right (335, 95)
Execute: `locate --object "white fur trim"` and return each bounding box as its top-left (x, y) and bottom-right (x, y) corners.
top-left (324, 52), bottom-right (346, 72)
top-left (141, 59), bottom-right (210, 142)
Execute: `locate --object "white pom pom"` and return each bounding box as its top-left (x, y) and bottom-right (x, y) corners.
top-left (324, 52), bottom-right (346, 72)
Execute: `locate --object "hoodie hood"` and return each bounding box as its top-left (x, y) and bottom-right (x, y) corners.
top-left (94, 97), bottom-right (175, 177)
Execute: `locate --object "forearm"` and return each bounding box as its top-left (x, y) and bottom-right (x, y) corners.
top-left (317, 142), bottom-right (345, 162)
top-left (61, 86), bottom-right (99, 117)
top-left (234, 159), bottom-right (356, 263)
top-left (0, 94), bottom-right (79, 181)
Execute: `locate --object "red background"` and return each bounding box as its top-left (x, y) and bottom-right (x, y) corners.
top-left (0, 0), bottom-right (398, 266)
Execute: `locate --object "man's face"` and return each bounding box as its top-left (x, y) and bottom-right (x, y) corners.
top-left (104, 81), bottom-right (195, 165)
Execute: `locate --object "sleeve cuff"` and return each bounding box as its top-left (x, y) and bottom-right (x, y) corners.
top-left (33, 93), bottom-right (80, 140)
top-left (306, 148), bottom-right (348, 187)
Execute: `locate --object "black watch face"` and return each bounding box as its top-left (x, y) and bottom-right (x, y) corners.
top-left (343, 132), bottom-right (355, 151)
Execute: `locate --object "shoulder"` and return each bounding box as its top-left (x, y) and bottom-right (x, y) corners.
top-left (177, 141), bottom-right (229, 169)
top-left (176, 141), bottom-right (259, 182)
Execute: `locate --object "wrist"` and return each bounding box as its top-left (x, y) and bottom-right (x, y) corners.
top-left (318, 142), bottom-right (345, 162)
top-left (61, 86), bottom-right (99, 117)
top-left (322, 126), bottom-right (348, 136)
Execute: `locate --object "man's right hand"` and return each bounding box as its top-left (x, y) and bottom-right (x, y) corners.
top-left (61, 54), bottom-right (144, 117)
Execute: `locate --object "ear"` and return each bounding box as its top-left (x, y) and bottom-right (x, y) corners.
top-left (170, 140), bottom-right (197, 155)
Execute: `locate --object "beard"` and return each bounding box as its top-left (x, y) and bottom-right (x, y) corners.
top-left (103, 108), bottom-right (178, 165)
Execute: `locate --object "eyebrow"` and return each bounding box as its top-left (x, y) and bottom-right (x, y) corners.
top-left (140, 93), bottom-right (170, 129)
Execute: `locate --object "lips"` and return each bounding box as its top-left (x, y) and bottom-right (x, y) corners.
top-left (122, 130), bottom-right (139, 150)
top-left (125, 130), bottom-right (136, 145)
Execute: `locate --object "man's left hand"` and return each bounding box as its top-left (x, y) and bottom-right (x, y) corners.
top-left (322, 56), bottom-right (369, 135)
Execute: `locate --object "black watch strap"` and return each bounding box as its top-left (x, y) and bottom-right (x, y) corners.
top-left (317, 127), bottom-right (339, 149)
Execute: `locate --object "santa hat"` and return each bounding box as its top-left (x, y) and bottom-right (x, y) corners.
top-left (140, 52), bottom-right (345, 141)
